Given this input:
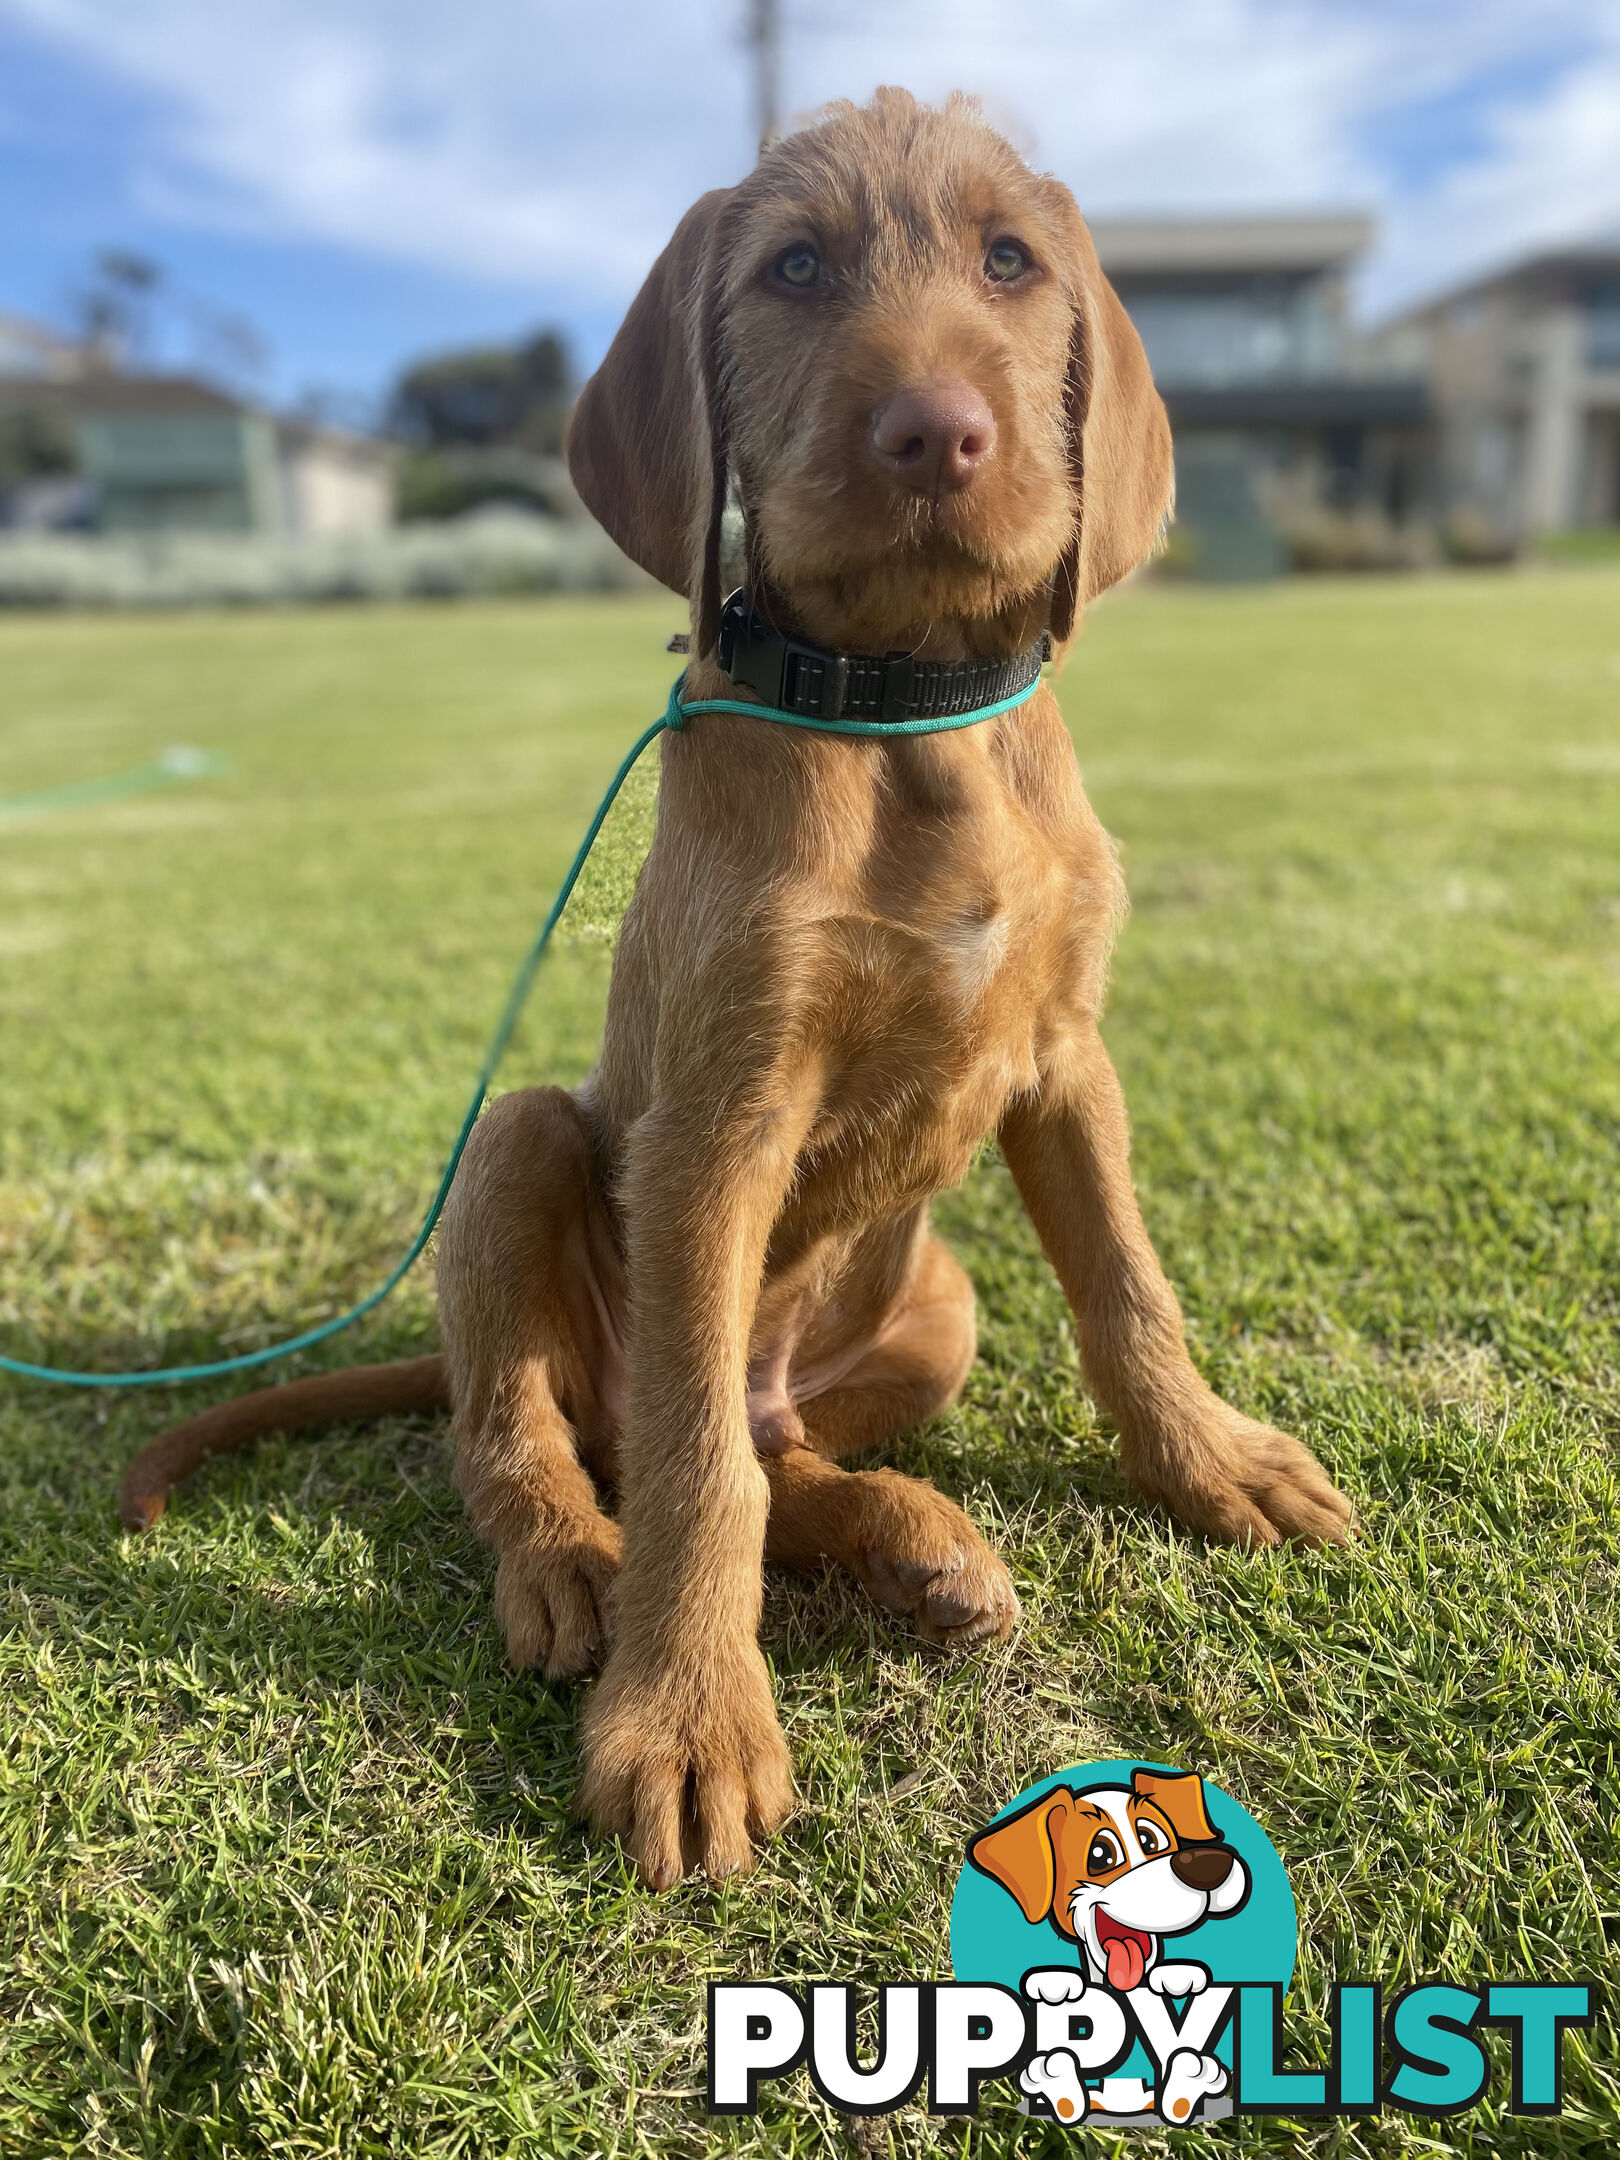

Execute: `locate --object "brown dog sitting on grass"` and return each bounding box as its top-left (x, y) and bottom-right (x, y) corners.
top-left (121, 89), bottom-right (1352, 1887)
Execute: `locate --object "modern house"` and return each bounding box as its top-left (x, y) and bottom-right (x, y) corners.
top-left (1379, 247), bottom-right (1620, 541)
top-left (1090, 216), bottom-right (1430, 575)
top-left (72, 375), bottom-right (282, 533)
top-left (0, 370), bottom-right (394, 536)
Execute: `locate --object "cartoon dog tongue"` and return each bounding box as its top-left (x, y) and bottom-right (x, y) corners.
top-left (1100, 1920), bottom-right (1149, 1992)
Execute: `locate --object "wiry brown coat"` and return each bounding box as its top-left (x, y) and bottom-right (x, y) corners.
top-left (121, 91), bottom-right (1350, 1888)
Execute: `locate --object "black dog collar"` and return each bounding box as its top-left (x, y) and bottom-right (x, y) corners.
top-left (711, 589), bottom-right (1049, 727)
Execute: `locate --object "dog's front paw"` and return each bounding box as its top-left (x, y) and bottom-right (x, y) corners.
top-left (1146, 1961), bottom-right (1209, 1998)
top-left (847, 1469), bottom-right (1020, 1646)
top-left (1131, 1402), bottom-right (1353, 1549)
top-left (493, 1509), bottom-right (622, 1678)
top-left (1214, 1410), bottom-right (1353, 1545)
top-left (1020, 2048), bottom-right (1090, 2122)
top-left (579, 1641), bottom-right (795, 1888)
top-left (1158, 2047), bottom-right (1228, 2123)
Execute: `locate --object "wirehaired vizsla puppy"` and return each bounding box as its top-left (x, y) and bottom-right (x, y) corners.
top-left (122, 89), bottom-right (1352, 1887)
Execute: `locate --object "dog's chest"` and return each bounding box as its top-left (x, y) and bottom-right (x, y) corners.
top-left (792, 839), bottom-right (1107, 1213)
top-left (825, 776), bottom-right (1107, 1041)
top-left (602, 723), bottom-right (1121, 1222)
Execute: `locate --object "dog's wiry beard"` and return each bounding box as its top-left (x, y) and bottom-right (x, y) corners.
top-left (748, 496), bottom-right (1066, 657)
top-left (761, 550), bottom-right (1051, 658)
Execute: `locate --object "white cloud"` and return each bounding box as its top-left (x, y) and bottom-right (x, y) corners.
top-left (1363, 27), bottom-right (1620, 312)
top-left (3, 0), bottom-right (1619, 319)
top-left (4, 0), bottom-right (756, 292)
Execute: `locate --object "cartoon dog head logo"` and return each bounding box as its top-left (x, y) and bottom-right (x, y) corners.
top-left (968, 1767), bottom-right (1251, 1993)
top-left (953, 1761), bottom-right (1295, 2128)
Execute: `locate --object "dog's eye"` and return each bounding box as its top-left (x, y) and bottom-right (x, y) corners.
top-left (1137, 1821), bottom-right (1167, 1855)
top-left (1086, 1832), bottom-right (1123, 1875)
top-left (984, 239), bottom-right (1029, 283)
top-left (775, 244), bottom-right (821, 289)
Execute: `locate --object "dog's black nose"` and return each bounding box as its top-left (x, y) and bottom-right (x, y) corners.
top-left (1170, 1847), bottom-right (1235, 1892)
top-left (871, 380), bottom-right (996, 494)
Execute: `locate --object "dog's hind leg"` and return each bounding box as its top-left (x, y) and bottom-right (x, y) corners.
top-left (437, 1086), bottom-right (624, 1679)
top-left (762, 1235), bottom-right (1020, 1646)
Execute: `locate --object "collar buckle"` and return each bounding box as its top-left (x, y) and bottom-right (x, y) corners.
top-left (784, 646), bottom-right (849, 721)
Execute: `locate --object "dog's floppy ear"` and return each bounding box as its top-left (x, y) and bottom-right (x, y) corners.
top-left (1045, 198), bottom-right (1174, 645)
top-left (1132, 1768), bottom-right (1220, 1845)
top-left (566, 188), bottom-right (735, 651)
top-left (968, 1786), bottom-right (1072, 1923)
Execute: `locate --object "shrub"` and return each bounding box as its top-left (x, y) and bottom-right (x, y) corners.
top-left (1277, 507), bottom-right (1433, 573)
top-left (0, 517), bottom-right (650, 609)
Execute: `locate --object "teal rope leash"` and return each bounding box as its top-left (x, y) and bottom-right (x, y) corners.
top-left (0, 711), bottom-right (665, 1390)
top-left (0, 667), bottom-right (1041, 1390)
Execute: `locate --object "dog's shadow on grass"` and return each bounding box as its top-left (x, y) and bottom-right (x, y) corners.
top-left (18, 1413), bottom-right (571, 1853)
top-left (55, 1378), bottom-right (1127, 1866)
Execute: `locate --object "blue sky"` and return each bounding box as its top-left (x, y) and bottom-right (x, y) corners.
top-left (3, 0), bottom-right (1618, 414)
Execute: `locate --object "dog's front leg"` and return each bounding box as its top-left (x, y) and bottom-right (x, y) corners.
top-left (579, 1069), bottom-right (820, 1887)
top-left (999, 1025), bottom-right (1352, 1546)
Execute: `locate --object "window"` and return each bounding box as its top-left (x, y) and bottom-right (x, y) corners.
top-left (1587, 284), bottom-right (1620, 371)
top-left (1471, 422), bottom-right (1516, 506)
top-left (1124, 286), bottom-right (1325, 387)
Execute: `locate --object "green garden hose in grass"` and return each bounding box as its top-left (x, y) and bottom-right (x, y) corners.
top-left (0, 744), bottom-right (229, 828)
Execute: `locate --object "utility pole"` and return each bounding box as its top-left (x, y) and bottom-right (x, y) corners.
top-left (746, 0), bottom-right (781, 153)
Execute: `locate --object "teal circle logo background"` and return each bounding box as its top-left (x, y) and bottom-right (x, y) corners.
top-left (950, 1761), bottom-right (1297, 2082)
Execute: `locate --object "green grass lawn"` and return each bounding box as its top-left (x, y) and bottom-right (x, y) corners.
top-left (1, 572), bottom-right (1617, 2158)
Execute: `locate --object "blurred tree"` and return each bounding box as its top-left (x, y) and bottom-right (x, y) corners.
top-left (68, 249), bottom-right (270, 396)
top-left (387, 331), bottom-right (574, 455)
top-left (0, 403), bottom-right (78, 485)
top-left (386, 330), bottom-right (576, 522)
top-left (74, 249), bottom-right (162, 369)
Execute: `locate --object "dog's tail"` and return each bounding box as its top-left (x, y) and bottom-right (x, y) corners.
top-left (117, 1355), bottom-right (451, 1531)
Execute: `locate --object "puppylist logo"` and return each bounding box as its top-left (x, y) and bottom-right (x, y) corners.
top-left (958, 1762), bottom-right (1262, 2124)
top-left (707, 1761), bottom-right (1594, 2126)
